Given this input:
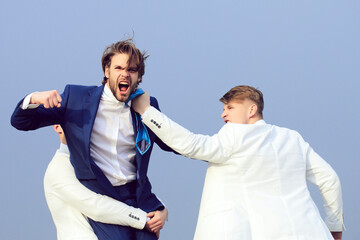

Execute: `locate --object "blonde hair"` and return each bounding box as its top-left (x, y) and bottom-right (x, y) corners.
top-left (220, 85), bottom-right (264, 117)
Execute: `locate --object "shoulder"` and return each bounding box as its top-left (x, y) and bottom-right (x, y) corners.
top-left (61, 85), bottom-right (103, 99)
top-left (271, 124), bottom-right (308, 149)
top-left (274, 124), bottom-right (303, 139)
top-left (222, 121), bottom-right (271, 133)
top-left (150, 96), bottom-right (158, 103)
top-left (149, 96), bottom-right (160, 110)
top-left (63, 84), bottom-right (100, 93)
top-left (220, 122), bottom-right (273, 141)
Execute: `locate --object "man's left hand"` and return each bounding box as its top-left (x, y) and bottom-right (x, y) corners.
top-left (145, 208), bottom-right (168, 233)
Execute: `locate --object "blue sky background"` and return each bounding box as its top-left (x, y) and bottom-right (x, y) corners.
top-left (1, 1), bottom-right (359, 239)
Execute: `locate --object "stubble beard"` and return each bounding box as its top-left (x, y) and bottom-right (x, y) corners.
top-left (109, 78), bottom-right (139, 102)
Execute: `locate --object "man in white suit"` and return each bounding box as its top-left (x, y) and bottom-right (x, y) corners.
top-left (132, 85), bottom-right (345, 240)
top-left (44, 125), bottom-right (165, 239)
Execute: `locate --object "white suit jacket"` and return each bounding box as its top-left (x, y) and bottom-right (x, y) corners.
top-left (44, 144), bottom-right (147, 240)
top-left (142, 107), bottom-right (344, 240)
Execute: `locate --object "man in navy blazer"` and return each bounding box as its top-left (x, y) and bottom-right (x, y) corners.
top-left (11, 39), bottom-right (171, 239)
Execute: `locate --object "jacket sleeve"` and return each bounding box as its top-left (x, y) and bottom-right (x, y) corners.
top-left (141, 106), bottom-right (233, 163)
top-left (149, 97), bottom-right (177, 153)
top-left (44, 151), bottom-right (147, 229)
top-left (305, 142), bottom-right (345, 232)
top-left (10, 86), bottom-right (70, 130)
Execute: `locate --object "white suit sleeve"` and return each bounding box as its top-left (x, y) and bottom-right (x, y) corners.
top-left (44, 151), bottom-right (147, 230)
top-left (141, 106), bottom-right (233, 163)
top-left (305, 143), bottom-right (345, 232)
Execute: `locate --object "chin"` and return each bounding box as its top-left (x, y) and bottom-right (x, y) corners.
top-left (116, 95), bottom-right (128, 102)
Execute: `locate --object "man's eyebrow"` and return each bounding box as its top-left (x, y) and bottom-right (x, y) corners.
top-left (127, 66), bottom-right (139, 71)
top-left (112, 64), bottom-right (138, 71)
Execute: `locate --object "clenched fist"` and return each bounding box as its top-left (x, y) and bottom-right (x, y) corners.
top-left (30, 90), bottom-right (62, 108)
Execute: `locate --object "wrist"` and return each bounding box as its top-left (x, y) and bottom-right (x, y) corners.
top-left (140, 105), bottom-right (150, 116)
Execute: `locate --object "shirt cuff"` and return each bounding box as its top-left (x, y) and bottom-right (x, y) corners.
top-left (21, 93), bottom-right (40, 110)
top-left (326, 222), bottom-right (346, 232)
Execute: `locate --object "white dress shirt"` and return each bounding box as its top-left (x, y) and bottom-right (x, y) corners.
top-left (142, 107), bottom-right (345, 240)
top-left (44, 144), bottom-right (147, 240)
top-left (90, 85), bottom-right (136, 186)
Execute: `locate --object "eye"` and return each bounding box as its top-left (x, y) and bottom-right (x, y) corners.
top-left (128, 68), bottom-right (137, 73)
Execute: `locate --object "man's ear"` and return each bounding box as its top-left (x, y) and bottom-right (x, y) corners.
top-left (105, 66), bottom-right (110, 79)
top-left (53, 124), bottom-right (63, 134)
top-left (249, 104), bottom-right (258, 118)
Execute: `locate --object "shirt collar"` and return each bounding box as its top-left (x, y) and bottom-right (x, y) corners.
top-left (254, 119), bottom-right (266, 125)
top-left (59, 143), bottom-right (70, 155)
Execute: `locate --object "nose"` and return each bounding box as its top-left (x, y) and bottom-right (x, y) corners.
top-left (221, 110), bottom-right (227, 119)
top-left (120, 69), bottom-right (130, 77)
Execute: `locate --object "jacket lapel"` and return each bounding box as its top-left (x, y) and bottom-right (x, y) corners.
top-left (131, 108), bottom-right (143, 173)
top-left (82, 85), bottom-right (104, 157)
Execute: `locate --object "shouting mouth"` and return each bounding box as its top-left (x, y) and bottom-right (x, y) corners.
top-left (118, 81), bottom-right (130, 95)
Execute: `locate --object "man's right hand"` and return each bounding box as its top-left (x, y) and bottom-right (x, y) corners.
top-left (30, 90), bottom-right (62, 108)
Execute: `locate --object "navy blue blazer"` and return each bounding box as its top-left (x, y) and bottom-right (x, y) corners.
top-left (11, 84), bottom-right (172, 212)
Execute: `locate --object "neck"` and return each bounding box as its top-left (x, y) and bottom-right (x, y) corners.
top-left (59, 137), bottom-right (67, 145)
top-left (248, 117), bottom-right (262, 124)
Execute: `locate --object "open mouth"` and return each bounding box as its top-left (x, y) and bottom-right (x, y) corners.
top-left (118, 82), bottom-right (129, 94)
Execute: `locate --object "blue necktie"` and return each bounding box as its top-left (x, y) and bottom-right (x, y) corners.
top-left (126, 89), bottom-right (151, 155)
